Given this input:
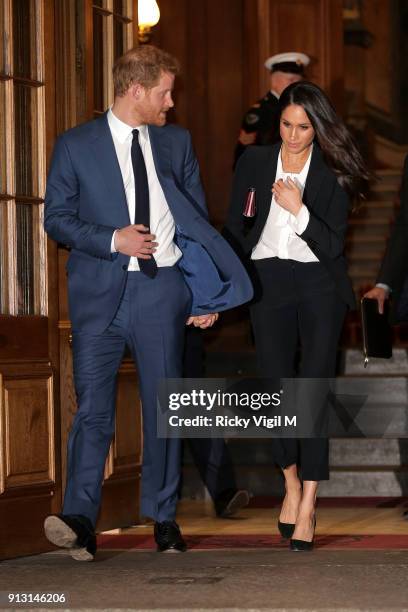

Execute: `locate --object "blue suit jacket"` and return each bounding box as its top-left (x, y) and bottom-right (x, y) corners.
top-left (44, 114), bottom-right (253, 332)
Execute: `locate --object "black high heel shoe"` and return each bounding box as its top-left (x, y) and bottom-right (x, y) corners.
top-left (290, 516), bottom-right (316, 551)
top-left (278, 520), bottom-right (295, 539)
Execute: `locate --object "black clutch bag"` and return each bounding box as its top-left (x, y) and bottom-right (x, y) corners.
top-left (361, 297), bottom-right (392, 367)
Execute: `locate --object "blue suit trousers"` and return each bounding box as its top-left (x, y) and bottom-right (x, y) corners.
top-left (62, 266), bottom-right (192, 526)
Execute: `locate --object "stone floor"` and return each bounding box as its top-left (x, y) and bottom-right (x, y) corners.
top-left (1, 548), bottom-right (408, 611)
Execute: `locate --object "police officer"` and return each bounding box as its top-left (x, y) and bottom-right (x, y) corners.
top-left (234, 52), bottom-right (310, 168)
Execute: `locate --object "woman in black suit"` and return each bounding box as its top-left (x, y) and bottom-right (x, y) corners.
top-left (224, 81), bottom-right (368, 550)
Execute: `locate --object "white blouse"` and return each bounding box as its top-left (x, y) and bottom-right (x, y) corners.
top-left (251, 146), bottom-right (318, 263)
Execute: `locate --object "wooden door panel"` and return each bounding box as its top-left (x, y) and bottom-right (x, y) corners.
top-left (0, 362), bottom-right (59, 560)
top-left (99, 364), bottom-right (142, 531)
top-left (266, 0), bottom-right (344, 103)
top-left (106, 365), bottom-right (142, 477)
top-left (2, 376), bottom-right (54, 488)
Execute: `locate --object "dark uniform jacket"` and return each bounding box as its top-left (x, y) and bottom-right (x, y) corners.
top-left (233, 91), bottom-right (280, 168)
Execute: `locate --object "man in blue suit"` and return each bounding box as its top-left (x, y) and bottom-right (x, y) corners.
top-left (43, 45), bottom-right (252, 559)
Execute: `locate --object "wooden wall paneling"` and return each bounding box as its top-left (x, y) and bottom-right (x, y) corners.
top-left (55, 0), bottom-right (77, 133)
top-left (362, 0), bottom-right (408, 145)
top-left (150, 0), bottom-right (211, 209)
top-left (44, 0), bottom-right (61, 522)
top-left (150, 0), bottom-right (189, 128)
top-left (73, 0), bottom-right (95, 122)
top-left (363, 0), bottom-right (392, 116)
top-left (2, 375), bottom-right (54, 489)
top-left (270, 1), bottom-right (321, 80)
top-left (256, 0), bottom-right (272, 94)
top-left (0, 373), bottom-right (3, 495)
top-left (0, 362), bottom-right (57, 559)
top-left (58, 325), bottom-right (76, 493)
top-left (266, 0), bottom-right (344, 109)
top-left (151, 0), bottom-right (246, 223)
top-left (243, 0), bottom-right (263, 110)
top-left (320, 0), bottom-right (344, 108)
top-left (185, 0), bottom-right (209, 189)
top-left (206, 0), bottom-right (245, 224)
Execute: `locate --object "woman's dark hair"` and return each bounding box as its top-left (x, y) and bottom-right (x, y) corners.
top-left (278, 81), bottom-right (370, 201)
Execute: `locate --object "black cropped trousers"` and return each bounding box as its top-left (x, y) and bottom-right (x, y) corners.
top-left (250, 257), bottom-right (347, 481)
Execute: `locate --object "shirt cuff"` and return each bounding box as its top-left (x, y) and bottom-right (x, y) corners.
top-left (376, 283), bottom-right (391, 294)
top-left (289, 204), bottom-right (309, 234)
top-left (111, 230), bottom-right (117, 253)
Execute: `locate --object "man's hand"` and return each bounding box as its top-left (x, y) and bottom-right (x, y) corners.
top-left (272, 178), bottom-right (303, 216)
top-left (186, 313), bottom-right (219, 329)
top-left (363, 286), bottom-right (389, 314)
top-left (114, 224), bottom-right (158, 258)
top-left (238, 129), bottom-right (256, 146)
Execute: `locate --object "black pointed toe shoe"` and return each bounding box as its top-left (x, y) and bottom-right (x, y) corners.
top-left (215, 489), bottom-right (250, 518)
top-left (278, 520), bottom-right (295, 539)
top-left (290, 516), bottom-right (316, 551)
top-left (44, 514), bottom-right (97, 561)
top-left (154, 520), bottom-right (187, 552)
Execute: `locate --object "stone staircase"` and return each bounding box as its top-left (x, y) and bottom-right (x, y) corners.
top-left (342, 169), bottom-right (408, 347)
top-left (181, 349), bottom-right (408, 500)
top-left (346, 169), bottom-right (401, 300)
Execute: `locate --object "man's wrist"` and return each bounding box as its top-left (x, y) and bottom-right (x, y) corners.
top-left (111, 229), bottom-right (118, 253)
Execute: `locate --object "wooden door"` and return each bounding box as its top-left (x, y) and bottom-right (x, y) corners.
top-left (0, 0), bottom-right (61, 560)
top-left (0, 0), bottom-right (142, 562)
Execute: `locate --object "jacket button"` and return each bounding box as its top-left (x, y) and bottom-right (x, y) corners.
top-left (122, 265), bottom-right (127, 270)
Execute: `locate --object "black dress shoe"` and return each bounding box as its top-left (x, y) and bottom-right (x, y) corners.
top-left (215, 489), bottom-right (250, 518)
top-left (44, 514), bottom-right (97, 561)
top-left (278, 521), bottom-right (295, 539)
top-left (290, 516), bottom-right (316, 552)
top-left (154, 520), bottom-right (187, 552)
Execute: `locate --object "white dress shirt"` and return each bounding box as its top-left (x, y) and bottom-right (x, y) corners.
top-left (251, 145), bottom-right (318, 262)
top-left (107, 108), bottom-right (181, 271)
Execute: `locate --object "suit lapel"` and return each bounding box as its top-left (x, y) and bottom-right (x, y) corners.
top-left (252, 143), bottom-right (280, 234)
top-left (303, 144), bottom-right (328, 210)
top-left (148, 125), bottom-right (173, 181)
top-left (89, 113), bottom-right (130, 225)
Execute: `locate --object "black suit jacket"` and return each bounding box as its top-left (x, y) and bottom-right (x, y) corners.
top-left (377, 154), bottom-right (408, 322)
top-left (224, 142), bottom-right (356, 309)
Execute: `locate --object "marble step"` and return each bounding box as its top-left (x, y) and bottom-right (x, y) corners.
top-left (346, 249), bottom-right (384, 262)
top-left (344, 349), bottom-right (408, 375)
top-left (181, 463), bottom-right (408, 498)
top-left (352, 205), bottom-right (396, 221)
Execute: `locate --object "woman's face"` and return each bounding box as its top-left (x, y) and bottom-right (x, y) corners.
top-left (280, 104), bottom-right (315, 155)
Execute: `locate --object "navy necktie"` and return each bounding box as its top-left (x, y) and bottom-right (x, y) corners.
top-left (131, 128), bottom-right (157, 278)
